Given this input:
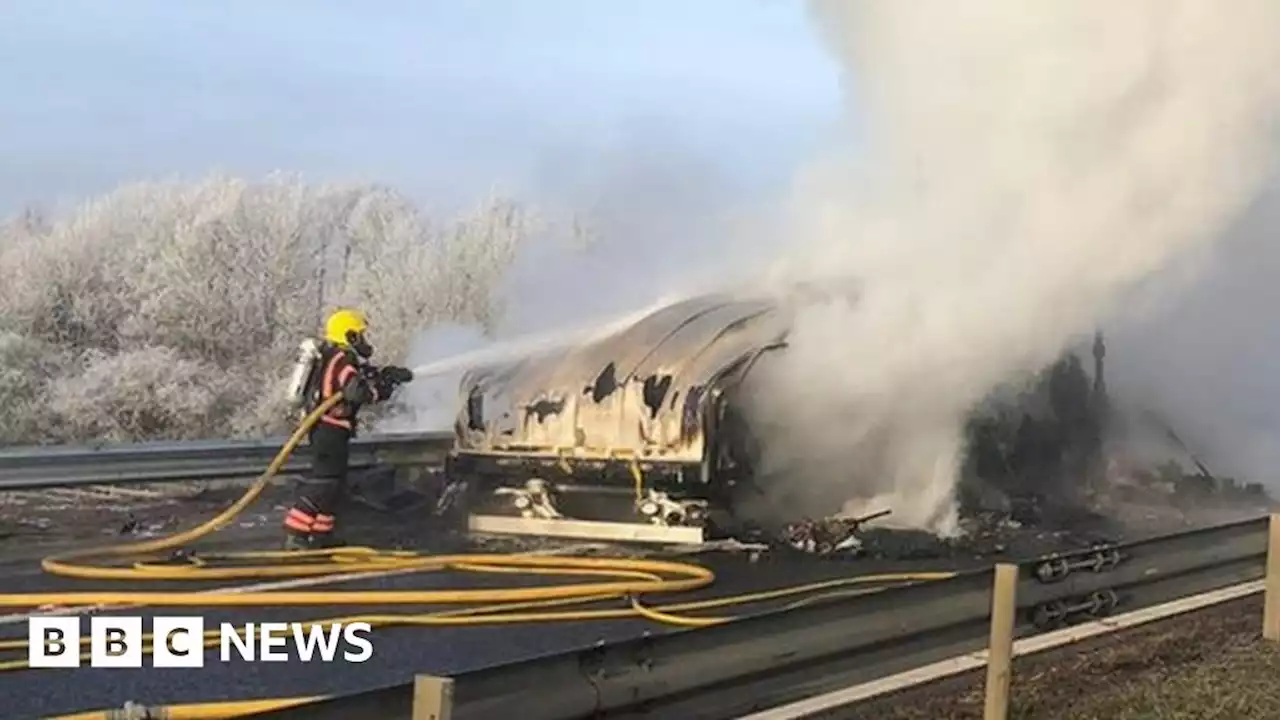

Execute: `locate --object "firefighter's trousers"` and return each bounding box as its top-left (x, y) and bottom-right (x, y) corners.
top-left (282, 422), bottom-right (351, 540)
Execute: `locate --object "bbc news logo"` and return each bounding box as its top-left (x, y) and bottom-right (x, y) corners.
top-left (28, 616), bottom-right (373, 668)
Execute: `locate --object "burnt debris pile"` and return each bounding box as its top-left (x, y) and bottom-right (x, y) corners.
top-left (777, 332), bottom-right (1274, 560)
top-left (959, 333), bottom-right (1269, 521)
top-left (958, 339), bottom-right (1110, 530)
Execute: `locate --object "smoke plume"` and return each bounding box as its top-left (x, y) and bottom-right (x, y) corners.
top-left (377, 132), bottom-right (788, 433)
top-left (1105, 179), bottom-right (1280, 489)
top-left (742, 0), bottom-right (1280, 534)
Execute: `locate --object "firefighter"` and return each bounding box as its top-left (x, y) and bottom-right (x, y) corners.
top-left (282, 308), bottom-right (414, 550)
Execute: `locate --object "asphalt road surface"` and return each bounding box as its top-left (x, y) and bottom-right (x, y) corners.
top-left (0, 479), bottom-right (1258, 719)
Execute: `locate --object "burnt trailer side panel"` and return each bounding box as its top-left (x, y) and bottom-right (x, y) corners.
top-left (449, 293), bottom-right (791, 539)
top-left (453, 294), bottom-right (788, 473)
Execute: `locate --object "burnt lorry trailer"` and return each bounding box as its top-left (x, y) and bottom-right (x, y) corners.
top-left (445, 292), bottom-right (793, 544)
top-left (443, 290), bottom-right (1112, 546)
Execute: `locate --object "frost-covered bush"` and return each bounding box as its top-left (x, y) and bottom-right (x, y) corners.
top-left (0, 173), bottom-right (552, 445)
top-left (0, 332), bottom-right (70, 444)
top-left (46, 348), bottom-right (234, 442)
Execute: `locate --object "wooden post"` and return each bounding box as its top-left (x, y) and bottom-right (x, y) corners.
top-left (983, 563), bottom-right (1019, 720)
top-left (1264, 513), bottom-right (1280, 641)
top-left (413, 675), bottom-right (454, 720)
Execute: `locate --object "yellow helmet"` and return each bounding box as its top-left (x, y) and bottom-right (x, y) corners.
top-left (324, 308), bottom-right (373, 357)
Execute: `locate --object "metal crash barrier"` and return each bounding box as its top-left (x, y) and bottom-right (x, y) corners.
top-left (244, 515), bottom-right (1271, 720)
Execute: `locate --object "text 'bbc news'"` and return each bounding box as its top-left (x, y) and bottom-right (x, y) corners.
top-left (28, 616), bottom-right (374, 668)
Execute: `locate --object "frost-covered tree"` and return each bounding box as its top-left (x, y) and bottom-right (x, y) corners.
top-left (0, 173), bottom-right (554, 443)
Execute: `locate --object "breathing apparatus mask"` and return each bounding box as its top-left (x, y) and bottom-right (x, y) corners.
top-left (346, 329), bottom-right (374, 361)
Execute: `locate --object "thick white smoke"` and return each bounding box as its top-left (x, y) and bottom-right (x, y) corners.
top-left (743, 1), bottom-right (1280, 535)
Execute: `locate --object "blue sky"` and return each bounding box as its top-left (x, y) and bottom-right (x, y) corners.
top-left (0, 0), bottom-right (844, 215)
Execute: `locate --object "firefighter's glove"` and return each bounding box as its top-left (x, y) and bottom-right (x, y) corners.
top-left (362, 366), bottom-right (408, 400)
top-left (382, 366), bottom-right (414, 385)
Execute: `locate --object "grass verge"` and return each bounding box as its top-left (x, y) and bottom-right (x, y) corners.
top-left (831, 593), bottom-right (1280, 720)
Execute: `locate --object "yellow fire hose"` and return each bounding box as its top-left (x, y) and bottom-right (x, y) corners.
top-left (0, 392), bottom-right (956, 719)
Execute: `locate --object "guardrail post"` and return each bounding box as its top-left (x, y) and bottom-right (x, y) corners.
top-left (1265, 513), bottom-right (1280, 642)
top-left (413, 675), bottom-right (454, 720)
top-left (983, 563), bottom-right (1018, 720)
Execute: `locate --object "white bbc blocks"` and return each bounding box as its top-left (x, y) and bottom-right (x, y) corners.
top-left (28, 616), bottom-right (203, 668)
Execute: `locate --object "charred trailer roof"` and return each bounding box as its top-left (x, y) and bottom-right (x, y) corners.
top-left (451, 292), bottom-right (790, 473)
